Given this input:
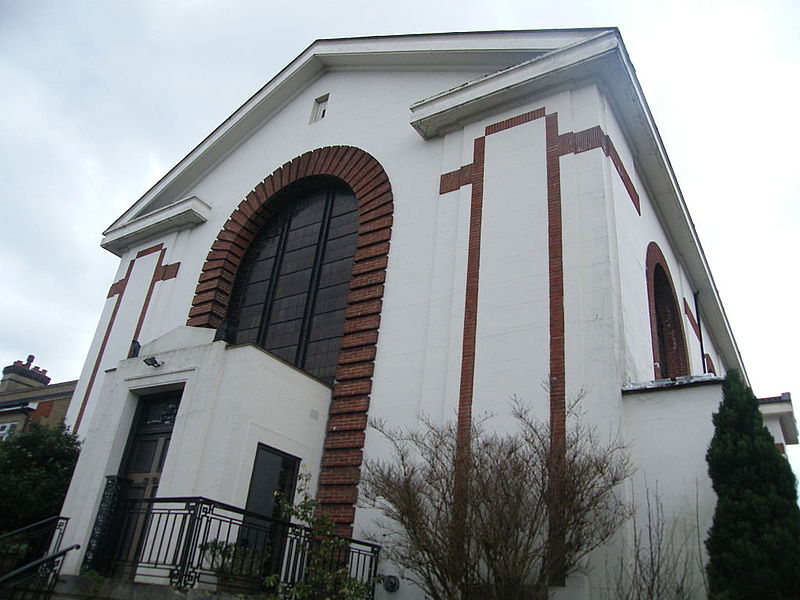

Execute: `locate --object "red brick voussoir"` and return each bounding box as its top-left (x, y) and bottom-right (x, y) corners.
top-left (186, 146), bottom-right (394, 537)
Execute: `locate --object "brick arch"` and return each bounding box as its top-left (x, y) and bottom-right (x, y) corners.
top-left (187, 146), bottom-right (393, 536)
top-left (646, 241), bottom-right (690, 380)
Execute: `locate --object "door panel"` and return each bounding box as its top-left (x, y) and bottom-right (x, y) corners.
top-left (116, 391), bottom-right (182, 571)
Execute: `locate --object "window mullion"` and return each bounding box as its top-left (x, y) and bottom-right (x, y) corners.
top-left (295, 188), bottom-right (335, 368)
top-left (257, 217), bottom-right (291, 348)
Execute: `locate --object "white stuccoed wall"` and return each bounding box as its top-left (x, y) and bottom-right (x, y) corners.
top-left (622, 382), bottom-right (721, 573)
top-left (60, 326), bottom-right (333, 575)
top-left (601, 100), bottom-right (725, 384)
top-left (472, 116), bottom-right (550, 428)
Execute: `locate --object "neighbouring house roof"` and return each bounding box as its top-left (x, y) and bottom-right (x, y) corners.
top-left (759, 393), bottom-right (798, 445)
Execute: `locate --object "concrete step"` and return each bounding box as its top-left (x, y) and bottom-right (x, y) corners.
top-left (53, 575), bottom-right (255, 600)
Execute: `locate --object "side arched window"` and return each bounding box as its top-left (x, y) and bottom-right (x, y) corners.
top-left (646, 242), bottom-right (689, 379)
top-left (223, 177), bottom-right (358, 383)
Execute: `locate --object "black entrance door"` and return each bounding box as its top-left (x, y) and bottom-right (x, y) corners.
top-left (116, 391), bottom-right (181, 571)
top-left (122, 391), bottom-right (180, 499)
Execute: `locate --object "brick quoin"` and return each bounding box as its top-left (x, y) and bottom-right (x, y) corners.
top-left (319, 466), bottom-right (361, 486)
top-left (186, 146), bottom-right (393, 536)
top-left (337, 345), bottom-right (377, 364)
top-left (321, 448), bottom-right (363, 467)
top-left (335, 362), bottom-right (375, 380)
top-left (328, 396), bottom-right (370, 414)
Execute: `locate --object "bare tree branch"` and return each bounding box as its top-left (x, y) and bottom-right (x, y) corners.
top-left (361, 399), bottom-right (632, 600)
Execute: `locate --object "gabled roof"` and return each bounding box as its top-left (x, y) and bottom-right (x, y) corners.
top-left (99, 28), bottom-right (747, 382)
top-left (103, 28), bottom-right (616, 237)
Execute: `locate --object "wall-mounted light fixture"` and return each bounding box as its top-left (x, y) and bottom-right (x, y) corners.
top-left (383, 575), bottom-right (400, 593)
top-left (142, 356), bottom-right (162, 368)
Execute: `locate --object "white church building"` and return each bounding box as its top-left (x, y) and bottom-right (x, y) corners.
top-left (57, 28), bottom-right (794, 599)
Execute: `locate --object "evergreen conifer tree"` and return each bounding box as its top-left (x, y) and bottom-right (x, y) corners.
top-left (705, 371), bottom-right (800, 600)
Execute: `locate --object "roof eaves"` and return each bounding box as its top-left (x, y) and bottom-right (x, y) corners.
top-left (105, 30), bottom-right (616, 233)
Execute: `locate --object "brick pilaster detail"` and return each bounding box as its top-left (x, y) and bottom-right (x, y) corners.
top-left (545, 113), bottom-right (567, 448)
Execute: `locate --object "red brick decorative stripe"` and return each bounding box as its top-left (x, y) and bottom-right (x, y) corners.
top-left (558, 126), bottom-right (640, 214)
top-left (74, 244), bottom-right (180, 434)
top-left (456, 136), bottom-right (486, 452)
top-left (440, 123), bottom-right (640, 217)
top-left (74, 258), bottom-right (137, 433)
top-left (435, 108), bottom-right (642, 582)
top-left (485, 107), bottom-right (546, 135)
top-left (136, 243), bottom-right (165, 259)
top-left (646, 242), bottom-right (690, 379)
top-left (683, 298), bottom-right (701, 340)
top-left (74, 259), bottom-right (135, 433)
top-left (438, 109), bottom-right (643, 483)
top-left (545, 113), bottom-right (567, 448)
top-left (186, 146), bottom-right (393, 537)
top-left (133, 248), bottom-right (181, 342)
top-left (439, 164), bottom-right (474, 194)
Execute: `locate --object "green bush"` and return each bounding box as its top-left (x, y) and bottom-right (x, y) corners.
top-left (0, 422), bottom-right (80, 533)
top-left (705, 372), bottom-right (800, 600)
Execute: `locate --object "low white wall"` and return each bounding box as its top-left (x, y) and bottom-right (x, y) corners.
top-left (59, 326), bottom-right (331, 575)
top-left (616, 380), bottom-right (723, 598)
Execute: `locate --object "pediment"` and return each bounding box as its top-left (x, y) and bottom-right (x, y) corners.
top-left (104, 29), bottom-right (617, 234)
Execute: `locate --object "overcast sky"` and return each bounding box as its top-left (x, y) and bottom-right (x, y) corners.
top-left (1, 1), bottom-right (798, 399)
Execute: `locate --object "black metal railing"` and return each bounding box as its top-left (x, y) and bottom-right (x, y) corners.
top-left (0, 517), bottom-right (68, 577)
top-left (97, 496), bottom-right (379, 597)
top-left (0, 544), bottom-right (80, 600)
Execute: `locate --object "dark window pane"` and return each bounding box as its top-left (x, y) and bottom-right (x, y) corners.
top-left (280, 246), bottom-right (317, 274)
top-left (274, 269), bottom-right (312, 298)
top-left (313, 283), bottom-right (350, 313)
top-left (285, 222), bottom-right (322, 252)
top-left (290, 192), bottom-right (327, 227)
top-left (271, 294), bottom-right (307, 322)
top-left (238, 305), bottom-right (264, 330)
top-left (324, 233), bottom-right (358, 262)
top-left (241, 280), bottom-right (270, 307)
top-left (246, 445), bottom-right (299, 520)
top-left (227, 180), bottom-right (361, 380)
top-left (270, 345), bottom-right (297, 363)
top-left (331, 193), bottom-right (358, 216)
top-left (305, 338), bottom-right (343, 382)
top-left (247, 258), bottom-right (275, 284)
top-left (319, 259), bottom-right (354, 288)
top-left (236, 328), bottom-right (259, 344)
top-left (328, 213), bottom-right (359, 239)
top-left (128, 439), bottom-right (158, 473)
top-left (309, 310), bottom-right (346, 341)
top-left (255, 233), bottom-right (281, 260)
top-left (265, 319), bottom-right (302, 349)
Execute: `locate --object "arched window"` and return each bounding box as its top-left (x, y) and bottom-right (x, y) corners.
top-left (223, 177), bottom-right (359, 383)
top-left (646, 242), bottom-right (689, 379)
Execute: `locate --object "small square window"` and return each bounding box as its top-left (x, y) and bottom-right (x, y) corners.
top-left (310, 94), bottom-right (329, 123)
